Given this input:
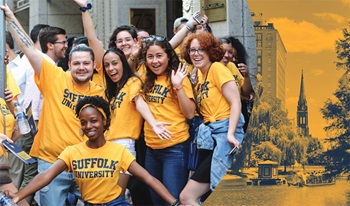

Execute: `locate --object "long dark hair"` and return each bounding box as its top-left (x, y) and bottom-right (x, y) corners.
top-left (142, 37), bottom-right (180, 96)
top-left (102, 48), bottom-right (136, 102)
top-left (227, 36), bottom-right (248, 65)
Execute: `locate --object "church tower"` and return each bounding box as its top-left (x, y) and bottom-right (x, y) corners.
top-left (297, 70), bottom-right (309, 136)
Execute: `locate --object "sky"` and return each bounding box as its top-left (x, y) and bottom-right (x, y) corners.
top-left (248, 0), bottom-right (350, 138)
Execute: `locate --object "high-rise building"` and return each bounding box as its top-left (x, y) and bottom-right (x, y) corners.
top-left (252, 13), bottom-right (287, 108)
top-left (297, 70), bottom-right (310, 137)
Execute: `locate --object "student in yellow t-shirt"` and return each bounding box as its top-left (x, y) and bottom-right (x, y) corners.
top-left (221, 36), bottom-right (255, 132)
top-left (102, 47), bottom-right (172, 196)
top-left (7, 96), bottom-right (179, 206)
top-left (142, 36), bottom-right (196, 205)
top-left (1, 5), bottom-right (106, 205)
top-left (219, 37), bottom-right (253, 96)
top-left (0, 89), bottom-right (28, 206)
top-left (179, 32), bottom-right (245, 205)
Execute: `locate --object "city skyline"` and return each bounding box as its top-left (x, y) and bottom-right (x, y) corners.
top-left (248, 0), bottom-right (350, 138)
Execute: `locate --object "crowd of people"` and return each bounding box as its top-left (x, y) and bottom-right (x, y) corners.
top-left (0, 0), bottom-right (254, 205)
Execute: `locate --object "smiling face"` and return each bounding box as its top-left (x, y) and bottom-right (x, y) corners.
top-left (115, 31), bottom-right (135, 57)
top-left (189, 38), bottom-right (211, 71)
top-left (51, 34), bottom-right (68, 62)
top-left (220, 42), bottom-right (234, 66)
top-left (103, 52), bottom-right (123, 83)
top-left (68, 51), bottom-right (95, 86)
top-left (145, 45), bottom-right (169, 76)
top-left (79, 107), bottom-right (106, 141)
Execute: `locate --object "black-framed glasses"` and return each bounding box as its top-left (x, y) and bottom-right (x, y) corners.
top-left (54, 41), bottom-right (68, 45)
top-left (188, 48), bottom-right (205, 55)
top-left (145, 35), bottom-right (166, 43)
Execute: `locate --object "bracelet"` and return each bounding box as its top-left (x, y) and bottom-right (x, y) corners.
top-left (129, 54), bottom-right (135, 62)
top-left (186, 21), bottom-right (195, 31)
top-left (171, 199), bottom-right (180, 206)
top-left (173, 85), bottom-right (183, 91)
top-left (80, 3), bottom-right (92, 12)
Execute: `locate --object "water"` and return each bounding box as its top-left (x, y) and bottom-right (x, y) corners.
top-left (205, 177), bottom-right (350, 206)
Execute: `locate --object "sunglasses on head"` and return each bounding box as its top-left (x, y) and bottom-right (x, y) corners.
top-left (145, 35), bottom-right (166, 43)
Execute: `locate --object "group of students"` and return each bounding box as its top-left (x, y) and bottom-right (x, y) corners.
top-left (0, 0), bottom-right (254, 205)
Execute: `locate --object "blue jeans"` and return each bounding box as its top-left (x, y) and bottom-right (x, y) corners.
top-left (37, 159), bottom-right (82, 206)
top-left (84, 195), bottom-right (130, 206)
top-left (145, 140), bottom-right (190, 205)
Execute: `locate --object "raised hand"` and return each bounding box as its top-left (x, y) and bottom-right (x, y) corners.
top-left (201, 15), bottom-right (208, 25)
top-left (152, 122), bottom-right (173, 140)
top-left (237, 63), bottom-right (248, 77)
top-left (0, 4), bottom-right (15, 20)
top-left (73, 0), bottom-right (88, 7)
top-left (171, 63), bottom-right (188, 88)
top-left (130, 41), bottom-right (141, 61)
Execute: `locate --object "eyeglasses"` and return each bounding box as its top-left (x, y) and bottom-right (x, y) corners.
top-left (145, 35), bottom-right (166, 43)
top-left (188, 48), bottom-right (205, 55)
top-left (139, 36), bottom-right (150, 41)
top-left (54, 41), bottom-right (68, 45)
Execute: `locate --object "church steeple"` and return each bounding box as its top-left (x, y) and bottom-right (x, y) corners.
top-left (297, 70), bottom-right (309, 136)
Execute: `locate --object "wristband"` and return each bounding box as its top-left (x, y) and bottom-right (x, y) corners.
top-left (129, 54), bottom-right (135, 62)
top-left (173, 85), bottom-right (183, 91)
top-left (171, 199), bottom-right (180, 206)
top-left (185, 21), bottom-right (195, 31)
top-left (80, 3), bottom-right (92, 12)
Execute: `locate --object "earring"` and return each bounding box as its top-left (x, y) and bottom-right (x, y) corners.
top-left (79, 128), bottom-right (84, 136)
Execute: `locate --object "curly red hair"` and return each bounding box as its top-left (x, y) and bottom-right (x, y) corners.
top-left (181, 33), bottom-right (224, 65)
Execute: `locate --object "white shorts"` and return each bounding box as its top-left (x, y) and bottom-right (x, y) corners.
top-left (111, 138), bottom-right (136, 176)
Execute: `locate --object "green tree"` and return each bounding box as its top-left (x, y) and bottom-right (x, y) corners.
top-left (320, 22), bottom-right (350, 176)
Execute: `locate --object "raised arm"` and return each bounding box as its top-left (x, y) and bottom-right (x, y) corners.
top-left (238, 63), bottom-right (254, 98)
top-left (169, 12), bottom-right (200, 49)
top-left (74, 0), bottom-right (105, 70)
top-left (171, 63), bottom-right (196, 119)
top-left (0, 5), bottom-right (43, 76)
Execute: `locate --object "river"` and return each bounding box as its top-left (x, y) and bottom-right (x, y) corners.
top-left (204, 177), bottom-right (350, 206)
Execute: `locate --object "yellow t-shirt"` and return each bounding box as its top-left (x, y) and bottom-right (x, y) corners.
top-left (144, 75), bottom-right (193, 149)
top-left (6, 66), bottom-right (21, 98)
top-left (0, 98), bottom-right (16, 156)
top-left (197, 62), bottom-right (235, 123)
top-left (59, 141), bottom-right (135, 204)
top-left (30, 59), bottom-right (105, 163)
top-left (136, 63), bottom-right (147, 82)
top-left (0, 68), bottom-right (21, 156)
top-left (226, 62), bottom-right (244, 92)
top-left (91, 72), bottom-right (104, 88)
top-left (106, 77), bottom-right (143, 141)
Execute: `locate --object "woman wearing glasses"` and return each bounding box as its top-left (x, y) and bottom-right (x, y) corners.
top-left (179, 32), bottom-right (245, 205)
top-left (142, 36), bottom-right (196, 205)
